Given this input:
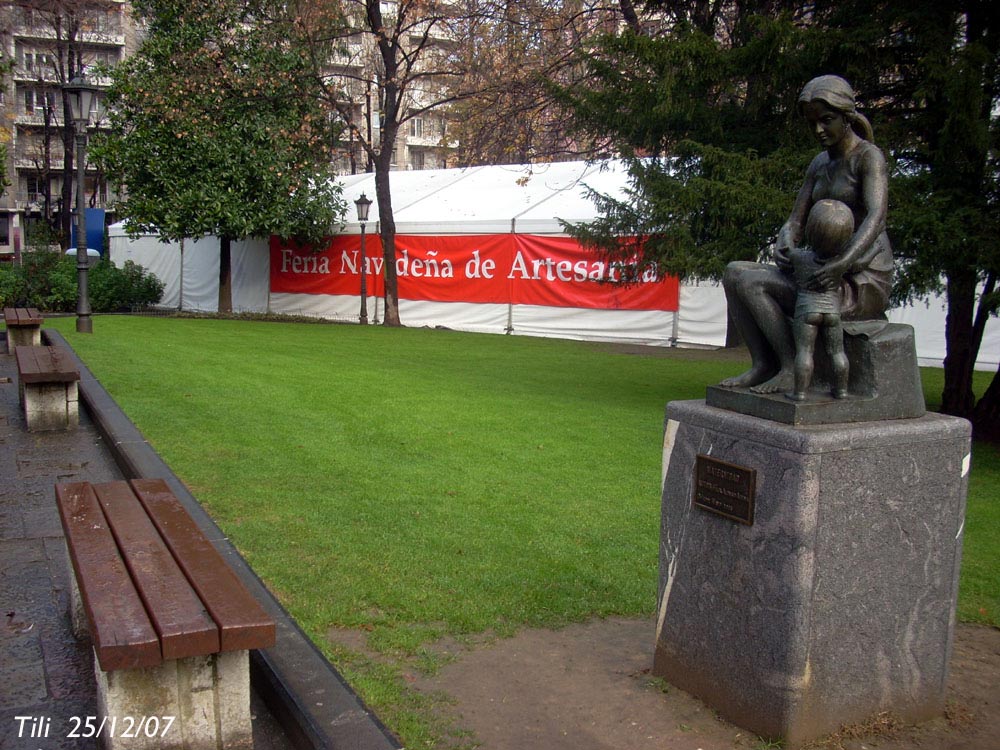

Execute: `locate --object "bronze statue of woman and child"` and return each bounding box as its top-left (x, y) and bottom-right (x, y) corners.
top-left (720, 74), bottom-right (893, 402)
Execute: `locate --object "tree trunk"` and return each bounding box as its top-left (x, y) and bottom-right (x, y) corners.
top-left (374, 146), bottom-right (401, 326)
top-left (218, 236), bottom-right (233, 314)
top-left (969, 273), bottom-right (1000, 440)
top-left (972, 363), bottom-right (1000, 442)
top-left (940, 271), bottom-right (978, 418)
top-left (60, 103), bottom-right (75, 249)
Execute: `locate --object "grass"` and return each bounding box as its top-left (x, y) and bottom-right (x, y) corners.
top-left (916, 369), bottom-right (1000, 625)
top-left (45, 315), bottom-right (999, 746)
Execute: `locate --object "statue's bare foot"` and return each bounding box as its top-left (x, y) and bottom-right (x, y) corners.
top-left (786, 391), bottom-right (807, 402)
top-left (749, 370), bottom-right (795, 394)
top-left (832, 388), bottom-right (848, 399)
top-left (719, 366), bottom-right (772, 389)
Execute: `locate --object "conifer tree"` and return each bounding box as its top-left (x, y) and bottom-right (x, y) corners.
top-left (557, 1), bottom-right (999, 437)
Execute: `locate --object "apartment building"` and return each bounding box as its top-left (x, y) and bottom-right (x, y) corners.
top-left (328, 14), bottom-right (457, 176)
top-left (1, 1), bottom-right (472, 259)
top-left (0, 1), bottom-right (141, 259)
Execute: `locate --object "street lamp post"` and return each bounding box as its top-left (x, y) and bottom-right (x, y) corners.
top-left (64, 74), bottom-right (100, 334)
top-left (355, 193), bottom-right (372, 325)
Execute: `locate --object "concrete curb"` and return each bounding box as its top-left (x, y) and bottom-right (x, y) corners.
top-left (45, 329), bottom-right (402, 750)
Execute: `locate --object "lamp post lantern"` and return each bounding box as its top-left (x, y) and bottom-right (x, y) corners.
top-left (355, 193), bottom-right (373, 325)
top-left (64, 73), bottom-right (100, 334)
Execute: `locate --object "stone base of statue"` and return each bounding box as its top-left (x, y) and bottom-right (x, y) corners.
top-left (653, 400), bottom-right (970, 745)
top-left (706, 322), bottom-right (925, 425)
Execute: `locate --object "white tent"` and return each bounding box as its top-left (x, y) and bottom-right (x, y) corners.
top-left (109, 161), bottom-right (999, 369)
top-left (109, 233), bottom-right (268, 313)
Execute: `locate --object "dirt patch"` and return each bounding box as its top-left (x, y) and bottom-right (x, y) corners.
top-left (364, 618), bottom-right (1000, 750)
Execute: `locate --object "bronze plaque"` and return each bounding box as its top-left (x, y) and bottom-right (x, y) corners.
top-left (693, 455), bottom-right (756, 525)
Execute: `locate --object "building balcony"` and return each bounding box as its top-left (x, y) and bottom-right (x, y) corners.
top-left (12, 192), bottom-right (114, 212)
top-left (12, 66), bottom-right (63, 84)
top-left (13, 24), bottom-right (125, 47)
top-left (13, 111), bottom-right (68, 128)
top-left (14, 153), bottom-right (67, 171)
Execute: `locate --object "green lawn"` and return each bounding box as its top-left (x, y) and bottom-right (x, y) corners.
top-left (46, 315), bottom-right (999, 746)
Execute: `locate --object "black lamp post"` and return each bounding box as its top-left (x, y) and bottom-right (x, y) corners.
top-left (355, 193), bottom-right (373, 325)
top-left (64, 73), bottom-right (100, 334)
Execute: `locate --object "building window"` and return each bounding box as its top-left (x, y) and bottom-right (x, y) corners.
top-left (15, 43), bottom-right (56, 77)
top-left (93, 50), bottom-right (119, 68)
top-left (22, 88), bottom-right (56, 115)
top-left (409, 118), bottom-right (423, 139)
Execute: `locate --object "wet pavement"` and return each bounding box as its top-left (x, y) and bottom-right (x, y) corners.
top-left (0, 335), bottom-right (294, 750)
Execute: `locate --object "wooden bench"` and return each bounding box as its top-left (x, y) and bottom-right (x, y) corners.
top-left (55, 479), bottom-right (276, 750)
top-left (4, 306), bottom-right (43, 348)
top-left (14, 345), bottom-right (80, 431)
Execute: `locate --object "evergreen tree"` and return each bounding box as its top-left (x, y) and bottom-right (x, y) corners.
top-left (557, 1), bottom-right (1000, 437)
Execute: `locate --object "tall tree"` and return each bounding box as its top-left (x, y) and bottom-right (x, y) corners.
top-left (557, 1), bottom-right (1000, 438)
top-left (865, 2), bottom-right (1000, 437)
top-left (446, 0), bottom-right (624, 166)
top-left (298, 0), bottom-right (610, 324)
top-left (93, 0), bottom-right (346, 312)
top-left (296, 0), bottom-right (490, 326)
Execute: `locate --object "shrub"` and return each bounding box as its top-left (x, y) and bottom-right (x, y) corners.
top-left (0, 252), bottom-right (164, 312)
top-left (0, 263), bottom-right (27, 306)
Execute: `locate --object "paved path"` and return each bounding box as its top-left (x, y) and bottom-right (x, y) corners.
top-left (1, 338), bottom-right (116, 749)
top-left (0, 336), bottom-right (292, 750)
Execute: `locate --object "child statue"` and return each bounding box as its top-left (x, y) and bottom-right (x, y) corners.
top-left (786, 198), bottom-right (855, 402)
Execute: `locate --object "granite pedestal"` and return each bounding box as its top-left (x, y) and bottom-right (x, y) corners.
top-left (654, 400), bottom-right (970, 745)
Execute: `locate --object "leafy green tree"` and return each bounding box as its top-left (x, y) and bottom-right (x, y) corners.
top-left (93, 0), bottom-right (347, 312)
top-left (557, 1), bottom-right (1000, 438)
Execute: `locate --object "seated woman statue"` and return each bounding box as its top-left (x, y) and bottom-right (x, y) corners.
top-left (720, 75), bottom-right (892, 394)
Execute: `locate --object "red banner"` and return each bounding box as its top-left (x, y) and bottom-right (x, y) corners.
top-left (270, 234), bottom-right (678, 312)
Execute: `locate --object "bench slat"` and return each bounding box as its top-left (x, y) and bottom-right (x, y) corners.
top-left (15, 346), bottom-right (80, 383)
top-left (94, 482), bottom-right (221, 661)
top-left (18, 307), bottom-right (43, 325)
top-left (4, 307), bottom-right (43, 325)
top-left (55, 483), bottom-right (162, 671)
top-left (131, 478), bottom-right (276, 652)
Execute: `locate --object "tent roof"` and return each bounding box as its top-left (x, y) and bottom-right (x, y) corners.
top-left (109, 159), bottom-right (630, 238)
top-left (339, 160), bottom-right (629, 235)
